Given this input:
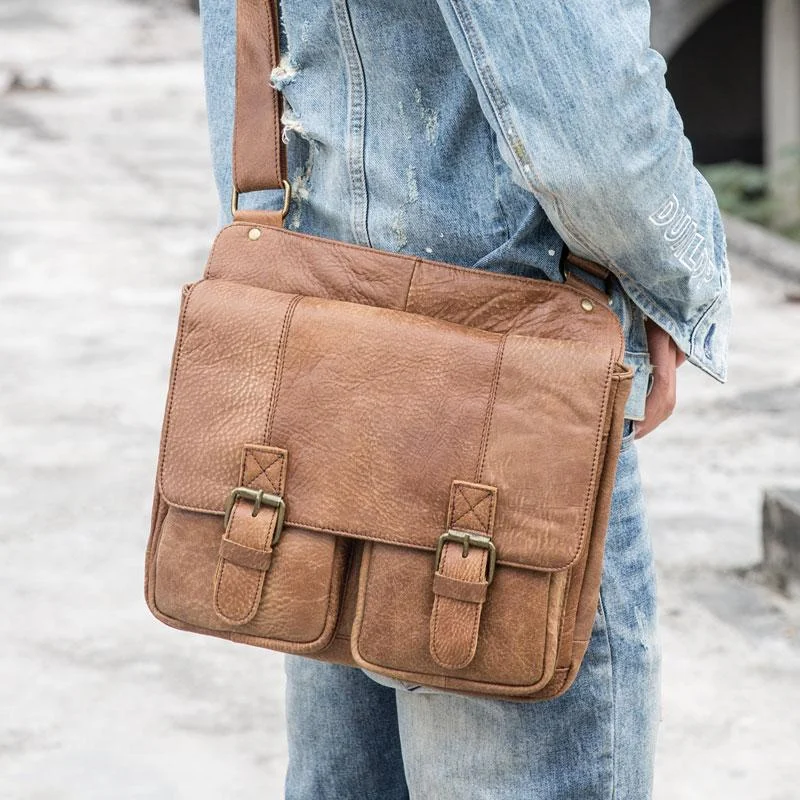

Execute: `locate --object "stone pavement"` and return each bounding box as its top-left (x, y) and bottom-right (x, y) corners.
top-left (1, 1), bottom-right (798, 798)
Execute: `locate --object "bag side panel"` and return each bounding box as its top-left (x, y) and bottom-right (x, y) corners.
top-left (523, 366), bottom-right (633, 700)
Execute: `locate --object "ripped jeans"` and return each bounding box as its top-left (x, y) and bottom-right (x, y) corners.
top-left (283, 430), bottom-right (661, 800)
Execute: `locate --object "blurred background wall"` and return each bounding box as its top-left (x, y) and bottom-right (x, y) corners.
top-left (653, 0), bottom-right (800, 233)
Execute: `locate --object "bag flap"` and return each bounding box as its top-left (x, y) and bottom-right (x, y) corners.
top-left (158, 277), bottom-right (619, 572)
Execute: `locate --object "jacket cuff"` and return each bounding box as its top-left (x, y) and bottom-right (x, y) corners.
top-left (687, 289), bottom-right (730, 383)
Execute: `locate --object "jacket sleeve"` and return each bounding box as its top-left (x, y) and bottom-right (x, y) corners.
top-left (433, 0), bottom-right (731, 381)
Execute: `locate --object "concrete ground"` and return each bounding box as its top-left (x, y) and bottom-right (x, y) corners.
top-left (1, 1), bottom-right (798, 797)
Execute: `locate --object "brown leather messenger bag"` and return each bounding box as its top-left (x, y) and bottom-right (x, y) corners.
top-left (144, 0), bottom-right (633, 701)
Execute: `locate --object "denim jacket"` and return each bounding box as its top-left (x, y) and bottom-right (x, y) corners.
top-left (200, 0), bottom-right (731, 420)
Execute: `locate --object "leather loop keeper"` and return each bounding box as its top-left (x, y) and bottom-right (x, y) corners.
top-left (234, 209), bottom-right (284, 227)
top-left (433, 572), bottom-right (488, 604)
top-left (219, 537), bottom-right (274, 571)
top-left (213, 445), bottom-right (288, 626)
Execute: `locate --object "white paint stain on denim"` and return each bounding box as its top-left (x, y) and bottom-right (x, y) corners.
top-left (649, 195), bottom-right (716, 283)
top-left (413, 88), bottom-right (439, 145)
top-left (390, 165), bottom-right (419, 250)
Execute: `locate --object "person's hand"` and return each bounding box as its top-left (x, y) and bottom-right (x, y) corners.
top-left (634, 319), bottom-right (687, 439)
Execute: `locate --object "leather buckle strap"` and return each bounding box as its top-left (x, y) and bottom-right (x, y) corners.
top-left (223, 486), bottom-right (286, 544)
top-left (233, 0), bottom-right (285, 195)
top-left (213, 445), bottom-right (288, 626)
top-left (429, 481), bottom-right (498, 670)
top-left (434, 530), bottom-right (496, 585)
top-left (561, 250), bottom-right (613, 304)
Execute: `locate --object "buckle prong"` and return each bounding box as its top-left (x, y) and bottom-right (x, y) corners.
top-left (435, 529), bottom-right (497, 585)
top-left (223, 487), bottom-right (286, 544)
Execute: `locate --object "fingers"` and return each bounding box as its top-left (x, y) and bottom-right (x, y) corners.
top-left (635, 320), bottom-right (680, 440)
top-left (634, 360), bottom-right (676, 439)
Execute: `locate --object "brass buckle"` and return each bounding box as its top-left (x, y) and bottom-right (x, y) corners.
top-left (230, 179), bottom-right (292, 220)
top-left (435, 529), bottom-right (497, 585)
top-left (223, 487), bottom-right (286, 545)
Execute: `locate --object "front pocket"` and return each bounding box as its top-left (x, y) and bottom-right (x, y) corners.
top-left (151, 505), bottom-right (349, 652)
top-left (351, 541), bottom-right (569, 696)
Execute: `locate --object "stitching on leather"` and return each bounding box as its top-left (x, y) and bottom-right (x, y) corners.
top-left (453, 486), bottom-right (488, 529)
top-left (163, 505), bottom-right (571, 573)
top-left (556, 570), bottom-right (571, 664)
top-left (262, 0), bottom-right (282, 186)
top-left (403, 258), bottom-right (419, 311)
top-left (448, 483), bottom-right (495, 535)
top-left (475, 332), bottom-right (508, 483)
top-left (574, 351), bottom-right (616, 571)
top-left (215, 225), bottom-right (625, 356)
top-left (451, 486), bottom-right (494, 532)
top-left (262, 294), bottom-right (303, 445)
top-left (430, 546), bottom-right (485, 668)
top-left (244, 451), bottom-right (283, 492)
top-left (157, 283), bottom-right (199, 498)
top-left (215, 497), bottom-right (277, 622)
top-left (215, 452), bottom-right (287, 623)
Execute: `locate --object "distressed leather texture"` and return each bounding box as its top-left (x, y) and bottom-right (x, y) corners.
top-left (143, 0), bottom-right (633, 701)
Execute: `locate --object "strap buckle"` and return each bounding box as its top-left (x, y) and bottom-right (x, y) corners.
top-left (223, 487), bottom-right (286, 545)
top-left (230, 179), bottom-right (292, 220)
top-left (435, 529), bottom-right (497, 585)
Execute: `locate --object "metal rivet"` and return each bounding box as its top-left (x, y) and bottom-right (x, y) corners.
top-left (581, 298), bottom-right (594, 312)
top-left (248, 228), bottom-right (261, 241)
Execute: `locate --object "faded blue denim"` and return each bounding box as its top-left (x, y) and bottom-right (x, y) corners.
top-left (200, 0), bottom-right (731, 422)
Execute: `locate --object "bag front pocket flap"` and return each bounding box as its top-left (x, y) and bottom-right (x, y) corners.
top-left (158, 278), bottom-right (619, 572)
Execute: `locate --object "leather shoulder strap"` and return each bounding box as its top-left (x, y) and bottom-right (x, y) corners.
top-left (233, 0), bottom-right (286, 195)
